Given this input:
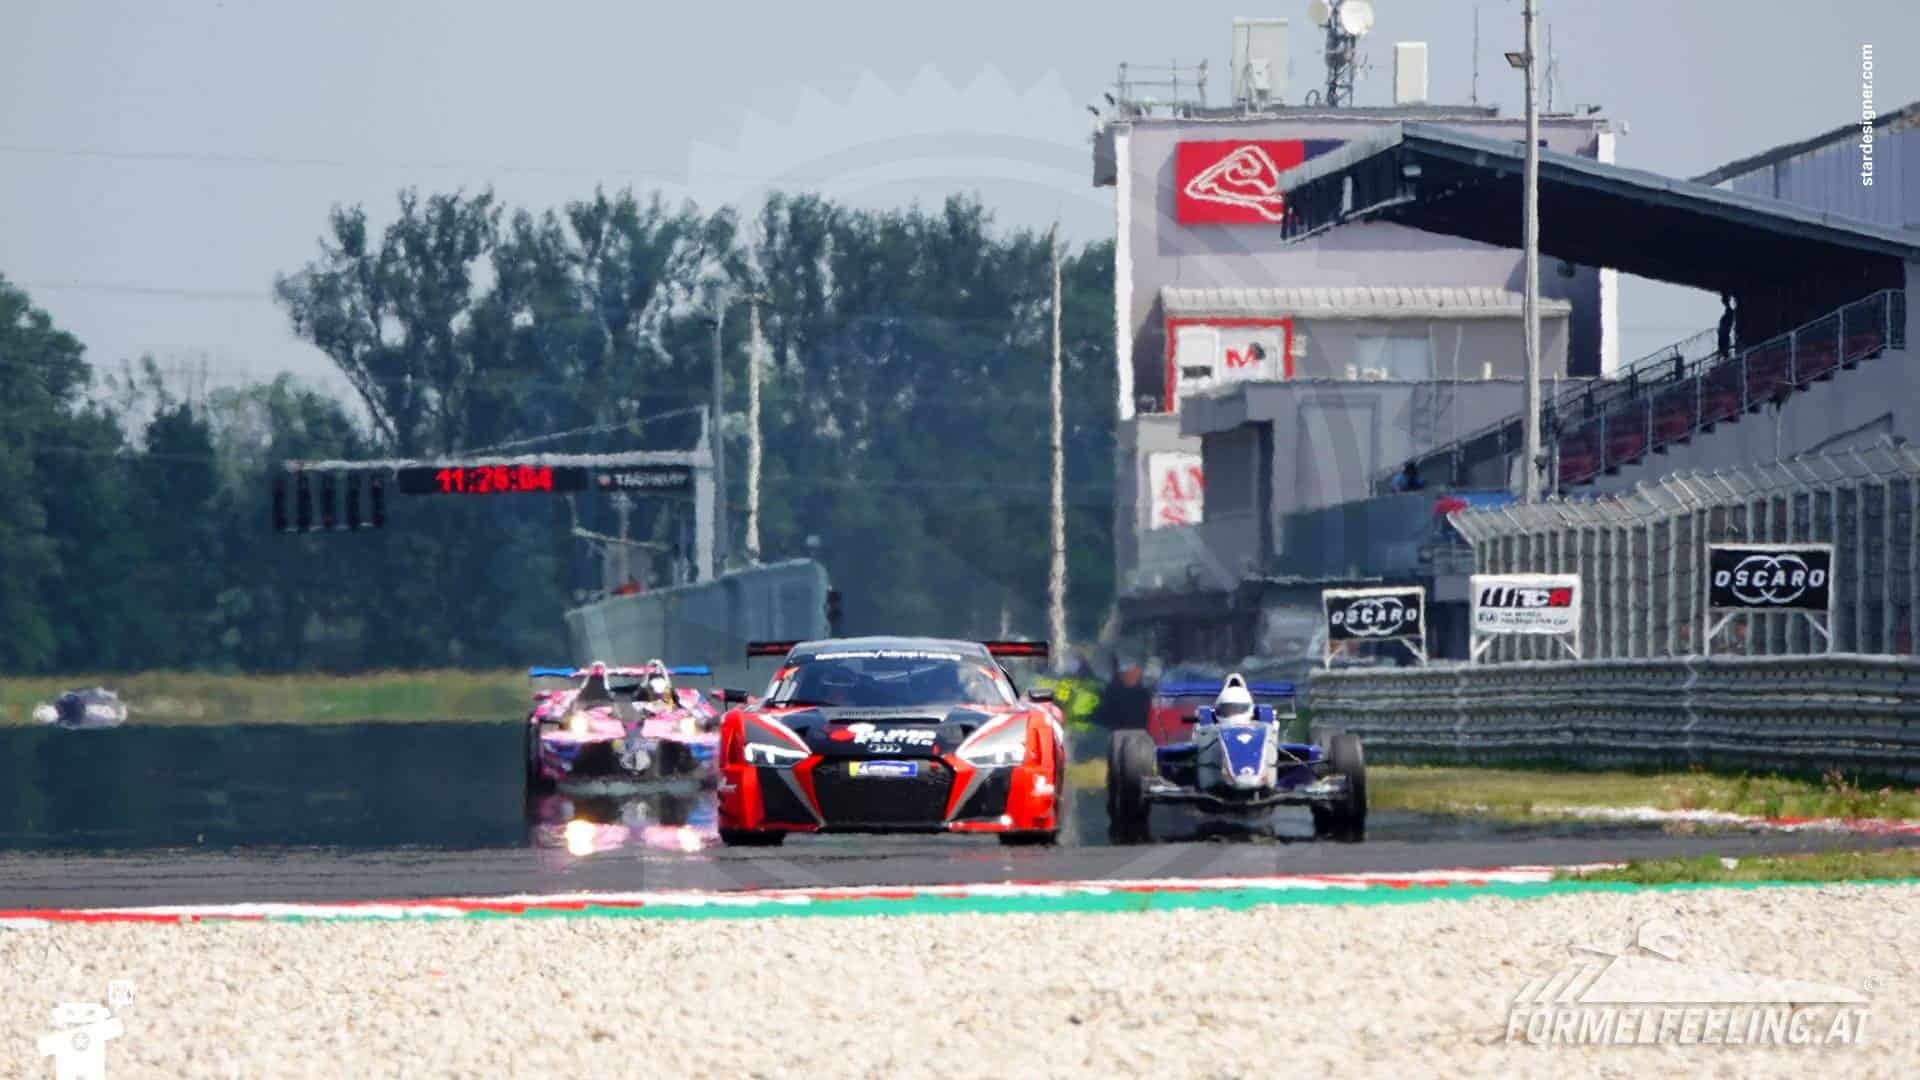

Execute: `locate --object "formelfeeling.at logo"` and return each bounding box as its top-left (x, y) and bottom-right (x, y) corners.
top-left (1504, 920), bottom-right (1870, 1047)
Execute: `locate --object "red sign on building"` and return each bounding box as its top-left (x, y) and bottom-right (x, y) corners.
top-left (1174, 139), bottom-right (1342, 224)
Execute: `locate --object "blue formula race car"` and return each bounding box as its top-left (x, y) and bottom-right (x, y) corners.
top-left (1106, 673), bottom-right (1366, 843)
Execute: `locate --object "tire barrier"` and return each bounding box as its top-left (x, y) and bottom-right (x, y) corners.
top-left (1307, 653), bottom-right (1920, 779)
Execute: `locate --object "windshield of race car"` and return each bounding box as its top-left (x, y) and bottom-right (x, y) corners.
top-left (766, 649), bottom-right (1016, 709)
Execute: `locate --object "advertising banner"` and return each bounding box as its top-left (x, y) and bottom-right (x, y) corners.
top-left (1174, 139), bottom-right (1342, 224)
top-left (1707, 544), bottom-right (1834, 613)
top-left (1470, 573), bottom-right (1581, 636)
top-left (1147, 452), bottom-right (1204, 529)
top-left (1323, 586), bottom-right (1426, 644)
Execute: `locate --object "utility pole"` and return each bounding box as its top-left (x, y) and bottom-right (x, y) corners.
top-left (746, 298), bottom-right (764, 563)
top-left (613, 492), bottom-right (633, 586)
top-left (1471, 7), bottom-right (1480, 106)
top-left (1048, 226), bottom-right (1070, 664)
top-left (710, 298), bottom-right (729, 569)
top-left (1520, 0), bottom-right (1543, 503)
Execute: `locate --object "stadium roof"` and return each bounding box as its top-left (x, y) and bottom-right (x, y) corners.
top-left (1274, 122), bottom-right (1920, 295)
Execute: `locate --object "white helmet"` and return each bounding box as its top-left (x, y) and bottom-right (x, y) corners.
top-left (1214, 673), bottom-right (1255, 721)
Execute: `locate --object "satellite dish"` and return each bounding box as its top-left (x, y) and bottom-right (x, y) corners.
top-left (1307, 0), bottom-right (1332, 27)
top-left (1338, 0), bottom-right (1375, 36)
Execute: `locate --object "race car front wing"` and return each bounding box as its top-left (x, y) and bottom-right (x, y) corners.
top-left (1139, 773), bottom-right (1352, 813)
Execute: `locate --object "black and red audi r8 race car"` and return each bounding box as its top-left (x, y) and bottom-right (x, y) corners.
top-left (715, 637), bottom-right (1065, 846)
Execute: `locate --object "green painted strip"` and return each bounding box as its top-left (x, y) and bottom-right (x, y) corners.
top-left (258, 876), bottom-right (1920, 925)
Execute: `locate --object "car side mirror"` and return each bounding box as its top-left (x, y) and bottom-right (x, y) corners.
top-left (1193, 706), bottom-right (1214, 725)
top-left (717, 687), bottom-right (751, 705)
top-left (1025, 687), bottom-right (1055, 703)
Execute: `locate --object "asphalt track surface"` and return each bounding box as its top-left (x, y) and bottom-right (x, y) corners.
top-left (6, 794), bottom-right (1917, 910)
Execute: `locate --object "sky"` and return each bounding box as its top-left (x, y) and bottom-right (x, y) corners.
top-left (4, 0), bottom-right (1918, 398)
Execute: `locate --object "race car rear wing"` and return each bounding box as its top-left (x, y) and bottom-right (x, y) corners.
top-left (1157, 679), bottom-right (1296, 699)
top-left (983, 640), bottom-right (1049, 659)
top-left (747, 641), bottom-right (1048, 660)
top-left (528, 665), bottom-right (713, 679)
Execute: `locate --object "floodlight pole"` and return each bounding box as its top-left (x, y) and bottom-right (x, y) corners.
top-left (746, 298), bottom-right (764, 563)
top-left (710, 296), bottom-right (729, 570)
top-left (1521, 0), bottom-right (1543, 504)
top-left (1048, 226), bottom-right (1070, 665)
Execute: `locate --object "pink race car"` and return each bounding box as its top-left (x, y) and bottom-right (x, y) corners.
top-left (522, 661), bottom-right (733, 791)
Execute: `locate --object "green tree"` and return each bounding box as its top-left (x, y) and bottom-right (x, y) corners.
top-left (0, 274), bottom-right (90, 670)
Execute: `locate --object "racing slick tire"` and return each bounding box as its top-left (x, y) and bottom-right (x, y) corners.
top-left (1310, 805), bottom-right (1334, 839)
top-left (1308, 727), bottom-right (1339, 838)
top-left (999, 761), bottom-right (1064, 846)
top-left (522, 724), bottom-right (553, 794)
top-left (1324, 732), bottom-right (1367, 843)
top-left (1106, 730), bottom-right (1156, 843)
top-left (718, 829), bottom-right (786, 847)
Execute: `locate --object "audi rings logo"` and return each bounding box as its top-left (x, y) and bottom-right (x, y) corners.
top-left (1331, 596), bottom-right (1415, 637)
top-left (1715, 554), bottom-right (1826, 606)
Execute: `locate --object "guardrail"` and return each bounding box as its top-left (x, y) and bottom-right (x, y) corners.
top-left (1308, 654), bottom-right (1920, 778)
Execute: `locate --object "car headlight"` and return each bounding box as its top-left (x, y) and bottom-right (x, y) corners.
top-left (957, 719), bottom-right (1031, 768)
top-left (743, 742), bottom-right (807, 767)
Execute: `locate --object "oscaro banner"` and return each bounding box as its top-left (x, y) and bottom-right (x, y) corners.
top-left (1707, 544), bottom-right (1834, 612)
top-left (1174, 140), bottom-right (1342, 224)
top-left (1470, 574), bottom-right (1581, 635)
top-left (1323, 586), bottom-right (1426, 644)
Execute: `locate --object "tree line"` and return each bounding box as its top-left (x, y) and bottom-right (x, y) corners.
top-left (1, 189), bottom-right (1116, 674)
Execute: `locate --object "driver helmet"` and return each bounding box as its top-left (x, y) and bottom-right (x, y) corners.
top-left (640, 659), bottom-right (674, 703)
top-left (1214, 674), bottom-right (1255, 721)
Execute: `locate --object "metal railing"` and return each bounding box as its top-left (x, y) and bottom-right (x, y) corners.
top-left (1555, 290), bottom-right (1905, 488)
top-left (1308, 653), bottom-right (1920, 778)
top-left (1377, 289), bottom-right (1907, 494)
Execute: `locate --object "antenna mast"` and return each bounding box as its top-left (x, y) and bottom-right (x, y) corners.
top-left (1312, 0), bottom-right (1374, 107)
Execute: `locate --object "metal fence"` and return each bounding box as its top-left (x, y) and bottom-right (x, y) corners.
top-left (1378, 289), bottom-right (1907, 493)
top-left (1308, 654), bottom-right (1920, 779)
top-left (1451, 441), bottom-right (1920, 663)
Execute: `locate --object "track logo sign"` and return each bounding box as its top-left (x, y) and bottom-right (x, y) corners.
top-left (1323, 586), bottom-right (1425, 644)
top-left (1471, 574), bottom-right (1581, 635)
top-left (1707, 544), bottom-right (1834, 612)
top-left (1174, 140), bottom-right (1342, 224)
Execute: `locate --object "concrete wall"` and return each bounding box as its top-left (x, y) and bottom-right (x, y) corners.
top-left (1114, 113), bottom-right (1612, 402)
top-left (1119, 414), bottom-right (1217, 592)
top-left (564, 559), bottom-right (829, 693)
top-left (1292, 312), bottom-right (1568, 381)
top-left (1173, 379), bottom-right (1532, 582)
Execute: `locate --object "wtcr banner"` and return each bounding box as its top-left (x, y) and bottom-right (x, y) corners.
top-left (1470, 573), bottom-right (1581, 636)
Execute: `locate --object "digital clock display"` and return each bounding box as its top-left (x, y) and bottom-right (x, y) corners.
top-left (396, 465), bottom-right (589, 496)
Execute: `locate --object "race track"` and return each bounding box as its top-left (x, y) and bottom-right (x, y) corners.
top-left (4, 722), bottom-right (1915, 911)
top-left (5, 792), bottom-right (1915, 910)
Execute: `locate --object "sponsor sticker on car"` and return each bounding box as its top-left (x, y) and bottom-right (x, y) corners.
top-left (849, 761), bottom-right (920, 779)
